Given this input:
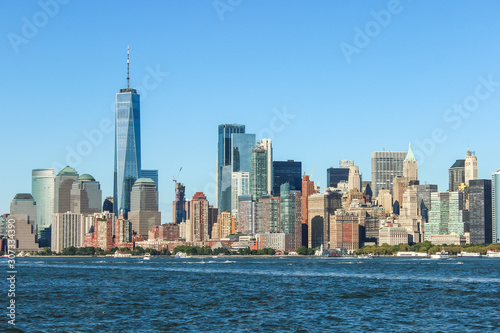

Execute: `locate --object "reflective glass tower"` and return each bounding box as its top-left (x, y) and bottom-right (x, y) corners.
top-left (216, 124), bottom-right (245, 213)
top-left (114, 47), bottom-right (141, 217)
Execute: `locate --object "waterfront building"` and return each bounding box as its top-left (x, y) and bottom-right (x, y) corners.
top-left (449, 159), bottom-right (465, 192)
top-left (114, 48), bottom-right (141, 217)
top-left (330, 212), bottom-right (360, 252)
top-left (371, 151), bottom-right (406, 197)
top-left (52, 212), bottom-right (85, 253)
top-left (427, 233), bottom-right (467, 245)
top-left (31, 168), bottom-right (54, 230)
top-left (426, 192), bottom-right (469, 241)
top-left (308, 190), bottom-right (342, 248)
top-left (280, 183), bottom-right (302, 250)
top-left (216, 124), bottom-right (245, 213)
top-left (186, 192), bottom-right (209, 242)
top-left (10, 193), bottom-right (37, 224)
top-left (256, 233), bottom-right (293, 251)
top-left (218, 211), bottom-right (236, 239)
top-left (10, 193), bottom-right (39, 251)
top-left (379, 224), bottom-right (408, 245)
top-left (54, 166), bottom-right (79, 213)
top-left (398, 186), bottom-right (424, 243)
top-left (464, 149), bottom-right (478, 185)
top-left (84, 215), bottom-right (114, 251)
top-left (493, 170), bottom-right (500, 243)
top-left (468, 179), bottom-right (492, 244)
top-left (70, 174), bottom-right (102, 215)
top-left (258, 139), bottom-right (273, 195)
top-left (273, 160), bottom-right (302, 196)
top-left (128, 178), bottom-right (161, 238)
top-left (115, 212), bottom-right (132, 244)
top-left (237, 195), bottom-right (256, 234)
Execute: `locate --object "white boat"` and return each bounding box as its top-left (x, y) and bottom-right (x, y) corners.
top-left (486, 250), bottom-right (500, 258)
top-left (143, 253), bottom-right (151, 260)
top-left (396, 251), bottom-right (428, 257)
top-left (175, 252), bottom-right (188, 258)
top-left (114, 251), bottom-right (132, 258)
top-left (431, 249), bottom-right (449, 260)
top-left (457, 251), bottom-right (481, 257)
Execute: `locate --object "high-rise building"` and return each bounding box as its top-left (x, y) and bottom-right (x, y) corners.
top-left (256, 196), bottom-right (280, 234)
top-left (371, 151), bottom-right (406, 197)
top-left (416, 184), bottom-right (438, 222)
top-left (326, 167), bottom-right (349, 188)
top-left (54, 166), bottom-right (79, 214)
top-left (398, 186), bottom-right (424, 243)
top-left (70, 174), bottom-right (102, 215)
top-left (273, 160), bottom-right (302, 196)
top-left (52, 212), bottom-right (85, 253)
top-left (103, 197), bottom-right (114, 213)
top-left (301, 175), bottom-right (316, 225)
top-left (218, 211), bottom-right (235, 239)
top-left (308, 190), bottom-right (342, 248)
top-left (141, 170), bottom-right (159, 190)
top-left (403, 143), bottom-right (418, 182)
top-left (114, 48), bottom-right (141, 217)
top-left (128, 178), bottom-right (161, 238)
top-left (348, 165), bottom-right (361, 192)
top-left (31, 168), bottom-right (54, 230)
top-left (464, 149), bottom-right (478, 185)
top-left (216, 124), bottom-right (245, 213)
top-left (449, 159), bottom-right (465, 192)
top-left (237, 195), bottom-right (256, 235)
top-left (492, 170), bottom-right (500, 243)
top-left (231, 171), bottom-right (249, 222)
top-left (186, 192), bottom-right (209, 242)
top-left (330, 212), bottom-right (360, 252)
top-left (231, 133), bottom-right (256, 173)
top-left (10, 193), bottom-right (39, 251)
top-left (280, 183), bottom-right (302, 250)
top-left (173, 182), bottom-right (187, 224)
top-left (250, 146), bottom-right (269, 199)
top-left (339, 160), bottom-right (354, 169)
top-left (426, 192), bottom-right (469, 240)
top-left (258, 139), bottom-right (273, 195)
top-left (468, 179), bottom-right (492, 244)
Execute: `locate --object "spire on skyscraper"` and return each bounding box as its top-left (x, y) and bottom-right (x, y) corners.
top-left (405, 142), bottom-right (416, 162)
top-left (127, 46), bottom-right (130, 89)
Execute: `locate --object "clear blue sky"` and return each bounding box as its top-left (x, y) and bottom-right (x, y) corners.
top-left (1, 0), bottom-right (500, 221)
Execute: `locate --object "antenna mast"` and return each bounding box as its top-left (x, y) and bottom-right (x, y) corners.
top-left (127, 46), bottom-right (130, 89)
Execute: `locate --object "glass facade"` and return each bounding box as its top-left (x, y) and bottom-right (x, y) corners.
top-left (217, 124), bottom-right (245, 213)
top-left (371, 151), bottom-right (406, 197)
top-left (231, 133), bottom-right (255, 173)
top-left (141, 170), bottom-right (158, 190)
top-left (426, 192), bottom-right (469, 240)
top-left (327, 167), bottom-right (349, 188)
top-left (114, 90), bottom-right (141, 217)
top-left (273, 160), bottom-right (302, 196)
top-left (31, 168), bottom-right (55, 229)
top-left (250, 146), bottom-right (268, 199)
top-left (231, 172), bottom-right (250, 222)
top-left (492, 171), bottom-right (500, 243)
top-left (468, 179), bottom-right (492, 244)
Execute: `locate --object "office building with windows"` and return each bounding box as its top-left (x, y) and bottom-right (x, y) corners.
top-left (371, 151), bottom-right (406, 197)
top-left (273, 160), bottom-right (302, 196)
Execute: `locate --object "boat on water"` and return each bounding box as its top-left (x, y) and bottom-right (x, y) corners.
top-left (457, 251), bottom-right (481, 257)
top-left (175, 252), bottom-right (188, 258)
top-left (431, 249), bottom-right (449, 260)
top-left (358, 254), bottom-right (373, 259)
top-left (396, 251), bottom-right (428, 257)
top-left (114, 251), bottom-right (132, 258)
top-left (143, 253), bottom-right (151, 260)
top-left (486, 250), bottom-right (500, 258)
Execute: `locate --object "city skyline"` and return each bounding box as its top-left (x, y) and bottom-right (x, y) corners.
top-left (2, 1), bottom-right (500, 220)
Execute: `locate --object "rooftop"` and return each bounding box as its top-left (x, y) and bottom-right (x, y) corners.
top-left (57, 166), bottom-right (78, 175)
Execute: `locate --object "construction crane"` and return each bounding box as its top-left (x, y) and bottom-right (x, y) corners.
top-left (309, 168), bottom-right (315, 177)
top-left (172, 167), bottom-right (183, 186)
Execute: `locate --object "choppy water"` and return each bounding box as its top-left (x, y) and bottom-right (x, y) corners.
top-left (2, 256), bottom-right (500, 332)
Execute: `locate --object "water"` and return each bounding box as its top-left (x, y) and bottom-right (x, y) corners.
top-left (2, 256), bottom-right (500, 332)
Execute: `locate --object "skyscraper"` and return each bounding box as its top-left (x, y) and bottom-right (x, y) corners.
top-left (250, 146), bottom-right (268, 199)
top-left (426, 192), bottom-right (469, 240)
top-left (326, 167), bottom-right (349, 188)
top-left (491, 170), bottom-right (500, 243)
top-left (231, 171), bottom-right (249, 222)
top-left (70, 174), bottom-right (102, 215)
top-left (258, 139), bottom-right (273, 194)
top-left (10, 194), bottom-right (39, 251)
top-left (273, 160), bottom-right (302, 196)
top-left (231, 133), bottom-right (255, 173)
top-left (403, 143), bottom-right (418, 181)
top-left (54, 166), bottom-right (79, 213)
top-left (128, 178), bottom-right (160, 237)
top-left (141, 170), bottom-right (158, 190)
top-left (464, 149), bottom-right (478, 185)
top-left (449, 159), bottom-right (465, 192)
top-left (173, 182), bottom-right (187, 224)
top-left (31, 168), bottom-right (54, 229)
top-left (468, 179), bottom-right (492, 244)
top-left (371, 151), bottom-right (406, 197)
top-left (216, 124), bottom-right (245, 213)
top-left (114, 47), bottom-right (141, 217)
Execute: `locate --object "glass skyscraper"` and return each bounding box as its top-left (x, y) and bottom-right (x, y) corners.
top-left (31, 168), bottom-right (54, 229)
top-left (231, 133), bottom-right (255, 173)
top-left (273, 160), bottom-right (302, 195)
top-left (492, 170), bottom-right (500, 243)
top-left (114, 49), bottom-right (141, 217)
top-left (216, 124), bottom-right (245, 213)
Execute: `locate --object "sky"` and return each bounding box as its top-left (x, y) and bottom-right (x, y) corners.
top-left (1, 0), bottom-right (500, 222)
